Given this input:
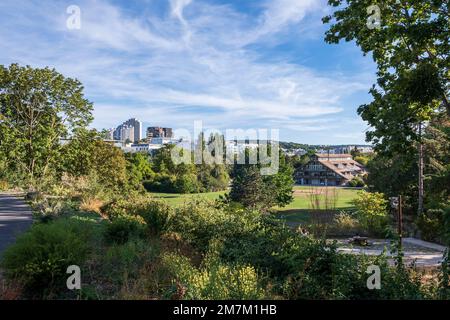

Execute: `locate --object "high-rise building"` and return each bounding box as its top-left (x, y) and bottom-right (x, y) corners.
top-left (113, 118), bottom-right (142, 143)
top-left (163, 128), bottom-right (173, 138)
top-left (146, 126), bottom-right (173, 142)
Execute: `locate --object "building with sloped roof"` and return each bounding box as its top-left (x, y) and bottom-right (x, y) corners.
top-left (294, 153), bottom-right (367, 186)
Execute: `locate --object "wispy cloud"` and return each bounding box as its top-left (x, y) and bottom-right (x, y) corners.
top-left (0, 0), bottom-right (374, 144)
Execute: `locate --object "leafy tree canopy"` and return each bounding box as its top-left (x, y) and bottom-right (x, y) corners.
top-left (0, 64), bottom-right (93, 185)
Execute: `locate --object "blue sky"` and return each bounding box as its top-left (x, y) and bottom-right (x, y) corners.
top-left (0, 0), bottom-right (377, 144)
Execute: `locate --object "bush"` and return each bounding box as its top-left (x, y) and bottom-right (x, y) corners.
top-left (0, 179), bottom-right (9, 191)
top-left (163, 249), bottom-right (266, 300)
top-left (137, 201), bottom-right (173, 235)
top-left (97, 239), bottom-right (160, 298)
top-left (1, 217), bottom-right (97, 298)
top-left (416, 209), bottom-right (446, 243)
top-left (170, 200), bottom-right (261, 253)
top-left (329, 211), bottom-right (363, 236)
top-left (348, 176), bottom-right (365, 187)
top-left (104, 214), bottom-right (147, 244)
top-left (352, 191), bottom-right (389, 236)
top-left (280, 239), bottom-right (428, 300)
top-left (143, 174), bottom-right (177, 193)
top-left (174, 174), bottom-right (201, 194)
top-left (101, 196), bottom-right (173, 235)
top-left (79, 197), bottom-right (104, 214)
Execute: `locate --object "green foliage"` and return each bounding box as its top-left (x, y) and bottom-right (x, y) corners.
top-left (323, 0), bottom-right (450, 220)
top-left (98, 239), bottom-right (160, 297)
top-left (1, 217), bottom-right (97, 298)
top-left (348, 176), bottom-right (365, 188)
top-left (366, 152), bottom-right (417, 198)
top-left (144, 144), bottom-right (230, 194)
top-left (229, 165), bottom-right (271, 209)
top-left (416, 209), bottom-right (445, 243)
top-left (0, 64), bottom-right (93, 186)
top-left (0, 179), bottom-right (9, 191)
top-left (104, 214), bottom-right (147, 245)
top-left (170, 200), bottom-right (261, 253)
top-left (425, 114), bottom-right (450, 207)
top-left (329, 211), bottom-right (362, 236)
top-left (2, 193), bottom-right (435, 300)
top-left (64, 136), bottom-right (128, 191)
top-left (143, 173), bottom-right (177, 193)
top-left (323, 0), bottom-right (449, 121)
top-left (126, 152), bottom-right (154, 191)
top-left (101, 196), bottom-right (174, 235)
top-left (161, 197), bottom-right (428, 299)
top-left (352, 191), bottom-right (389, 236)
top-left (354, 155), bottom-right (371, 166)
top-left (163, 244), bottom-right (266, 300)
top-left (229, 149), bottom-right (294, 211)
top-left (174, 172), bottom-right (202, 193)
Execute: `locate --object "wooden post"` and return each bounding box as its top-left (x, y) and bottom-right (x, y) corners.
top-left (398, 195), bottom-right (403, 248)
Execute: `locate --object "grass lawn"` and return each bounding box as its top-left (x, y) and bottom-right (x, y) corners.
top-left (282, 186), bottom-right (359, 211)
top-left (278, 186), bottom-right (360, 225)
top-left (148, 191), bottom-right (226, 206)
top-left (148, 186), bottom-right (360, 226)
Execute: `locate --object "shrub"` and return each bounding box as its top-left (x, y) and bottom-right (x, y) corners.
top-left (163, 250), bottom-right (266, 300)
top-left (174, 174), bottom-right (201, 194)
top-left (104, 214), bottom-right (147, 244)
top-left (1, 217), bottom-right (96, 298)
top-left (101, 196), bottom-right (173, 235)
top-left (352, 191), bottom-right (389, 236)
top-left (329, 211), bottom-right (363, 236)
top-left (348, 176), bottom-right (365, 187)
top-left (281, 240), bottom-right (428, 300)
top-left (170, 200), bottom-right (261, 253)
top-left (0, 179), bottom-right (9, 191)
top-left (143, 174), bottom-right (177, 193)
top-left (416, 209), bottom-right (446, 243)
top-left (98, 239), bottom-right (160, 297)
top-left (80, 197), bottom-right (104, 214)
top-left (136, 200), bottom-right (173, 235)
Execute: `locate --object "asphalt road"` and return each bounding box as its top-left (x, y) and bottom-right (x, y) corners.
top-left (0, 193), bottom-right (33, 258)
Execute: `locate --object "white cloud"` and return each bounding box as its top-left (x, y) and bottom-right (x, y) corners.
top-left (0, 0), bottom-right (373, 144)
top-left (260, 0), bottom-right (320, 34)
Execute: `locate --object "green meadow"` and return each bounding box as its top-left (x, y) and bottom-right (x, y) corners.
top-left (149, 186), bottom-right (360, 225)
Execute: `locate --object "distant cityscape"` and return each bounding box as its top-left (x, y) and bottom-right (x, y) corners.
top-left (102, 118), bottom-right (373, 156)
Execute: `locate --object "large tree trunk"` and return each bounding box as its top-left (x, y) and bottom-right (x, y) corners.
top-left (418, 123), bottom-right (424, 215)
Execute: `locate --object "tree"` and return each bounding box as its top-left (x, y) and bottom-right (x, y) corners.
top-left (323, 0), bottom-right (449, 214)
top-left (229, 148), bottom-right (294, 211)
top-left (147, 141), bottom-right (230, 194)
top-left (126, 152), bottom-right (154, 181)
top-left (89, 141), bottom-right (128, 190)
top-left (366, 151), bottom-right (418, 213)
top-left (61, 128), bottom-right (99, 178)
top-left (62, 129), bottom-right (128, 191)
top-left (0, 64), bottom-right (93, 186)
top-left (352, 191), bottom-right (389, 236)
top-left (229, 164), bottom-right (271, 210)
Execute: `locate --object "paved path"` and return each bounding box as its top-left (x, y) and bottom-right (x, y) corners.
top-left (403, 237), bottom-right (447, 252)
top-left (337, 248), bottom-right (444, 267)
top-left (337, 238), bottom-right (447, 268)
top-left (0, 193), bottom-right (33, 258)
